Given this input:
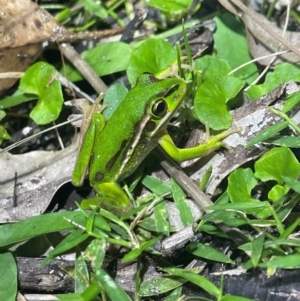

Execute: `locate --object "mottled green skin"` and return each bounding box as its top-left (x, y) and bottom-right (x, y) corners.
top-left (88, 75), bottom-right (186, 186)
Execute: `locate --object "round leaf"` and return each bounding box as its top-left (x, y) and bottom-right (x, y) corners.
top-left (194, 75), bottom-right (243, 130)
top-left (127, 39), bottom-right (177, 84)
top-left (254, 147), bottom-right (300, 184)
top-left (20, 62), bottom-right (63, 124)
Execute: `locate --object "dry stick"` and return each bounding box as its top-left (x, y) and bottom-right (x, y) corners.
top-left (59, 43), bottom-right (108, 94)
top-left (57, 27), bottom-right (124, 95)
top-left (226, 0), bottom-right (300, 58)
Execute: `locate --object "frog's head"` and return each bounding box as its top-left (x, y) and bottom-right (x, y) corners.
top-left (138, 74), bottom-right (187, 138)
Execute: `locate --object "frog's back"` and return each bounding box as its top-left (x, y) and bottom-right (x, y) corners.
top-left (89, 74), bottom-right (185, 185)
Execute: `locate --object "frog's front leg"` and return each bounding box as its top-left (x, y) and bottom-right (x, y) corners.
top-left (72, 113), bottom-right (106, 187)
top-left (158, 126), bottom-right (241, 163)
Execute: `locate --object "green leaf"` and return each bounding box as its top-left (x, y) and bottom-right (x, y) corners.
top-left (103, 83), bottom-right (128, 120)
top-left (65, 42), bottom-right (133, 81)
top-left (207, 202), bottom-right (268, 211)
top-left (186, 242), bottom-right (234, 264)
top-left (163, 287), bottom-right (182, 301)
top-left (0, 211), bottom-right (87, 247)
top-left (41, 229), bottom-right (89, 266)
top-left (194, 55), bottom-right (231, 80)
top-left (0, 88), bottom-right (36, 109)
top-left (259, 254), bottom-right (300, 269)
top-left (194, 75), bottom-right (243, 130)
top-left (122, 237), bottom-right (160, 263)
top-left (142, 175), bottom-right (172, 195)
top-left (84, 239), bottom-right (106, 270)
top-left (171, 179), bottom-right (193, 226)
top-left (96, 269), bottom-right (131, 301)
top-left (202, 210), bottom-right (249, 227)
top-left (154, 199), bottom-right (170, 236)
top-left (19, 62), bottom-right (63, 124)
top-left (75, 254), bottom-right (90, 293)
top-left (0, 125), bottom-right (11, 144)
top-left (245, 121), bottom-right (289, 148)
top-left (251, 231), bottom-right (265, 267)
top-left (142, 0), bottom-right (194, 15)
top-left (163, 267), bottom-right (220, 298)
top-left (283, 176), bottom-right (300, 194)
top-left (127, 39), bottom-right (177, 84)
top-left (80, 282), bottom-right (102, 301)
top-left (268, 184), bottom-right (288, 202)
top-left (266, 135), bottom-right (300, 148)
top-left (227, 168), bottom-right (258, 203)
top-left (0, 253), bottom-right (17, 301)
top-left (82, 0), bottom-right (108, 19)
top-left (247, 63), bottom-right (300, 100)
top-left (140, 275), bottom-right (186, 297)
top-left (254, 147), bottom-right (300, 184)
top-left (214, 14), bottom-right (258, 83)
top-left (282, 91), bottom-right (300, 113)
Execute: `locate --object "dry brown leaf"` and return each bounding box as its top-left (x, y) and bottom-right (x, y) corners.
top-left (0, 0), bottom-right (67, 94)
top-left (0, 0), bottom-right (123, 94)
top-left (0, 138), bottom-right (79, 222)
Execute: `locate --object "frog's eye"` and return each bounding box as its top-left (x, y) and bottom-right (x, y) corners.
top-left (152, 99), bottom-right (167, 118)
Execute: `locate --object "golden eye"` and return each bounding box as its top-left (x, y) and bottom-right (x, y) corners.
top-left (152, 99), bottom-right (167, 117)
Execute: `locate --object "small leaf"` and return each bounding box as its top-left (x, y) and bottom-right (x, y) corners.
top-left (251, 231), bottom-right (265, 267)
top-left (75, 254), bottom-right (89, 293)
top-left (122, 237), bottom-right (160, 263)
top-left (140, 275), bottom-right (186, 297)
top-left (227, 168), bottom-right (258, 203)
top-left (202, 210), bottom-right (249, 227)
top-left (259, 254), bottom-right (300, 269)
top-left (20, 62), bottom-right (63, 124)
top-left (194, 55), bottom-right (231, 80)
top-left (283, 176), bottom-right (300, 194)
top-left (143, 0), bottom-right (194, 16)
top-left (268, 184), bottom-right (288, 202)
top-left (103, 83), bottom-right (128, 120)
top-left (186, 242), bottom-right (234, 264)
top-left (163, 287), bottom-right (182, 301)
top-left (41, 229), bottom-right (89, 266)
top-left (0, 253), bottom-right (17, 301)
top-left (0, 125), bottom-right (11, 144)
top-left (282, 91), bottom-right (300, 113)
top-left (83, 0), bottom-right (108, 19)
top-left (245, 121), bottom-right (289, 148)
top-left (247, 63), bottom-right (300, 100)
top-left (171, 179), bottom-right (193, 226)
top-left (214, 14), bottom-right (258, 83)
top-left (266, 135), bottom-right (300, 148)
top-left (0, 88), bottom-right (35, 109)
top-left (84, 239), bottom-right (106, 270)
top-left (127, 39), bottom-right (177, 84)
top-left (96, 269), bottom-right (131, 301)
top-left (154, 199), bottom-right (170, 236)
top-left (142, 175), bottom-right (172, 195)
top-left (254, 147), bottom-right (300, 184)
top-left (64, 42), bottom-right (133, 80)
top-left (194, 75), bottom-right (243, 130)
top-left (163, 267), bottom-right (220, 298)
